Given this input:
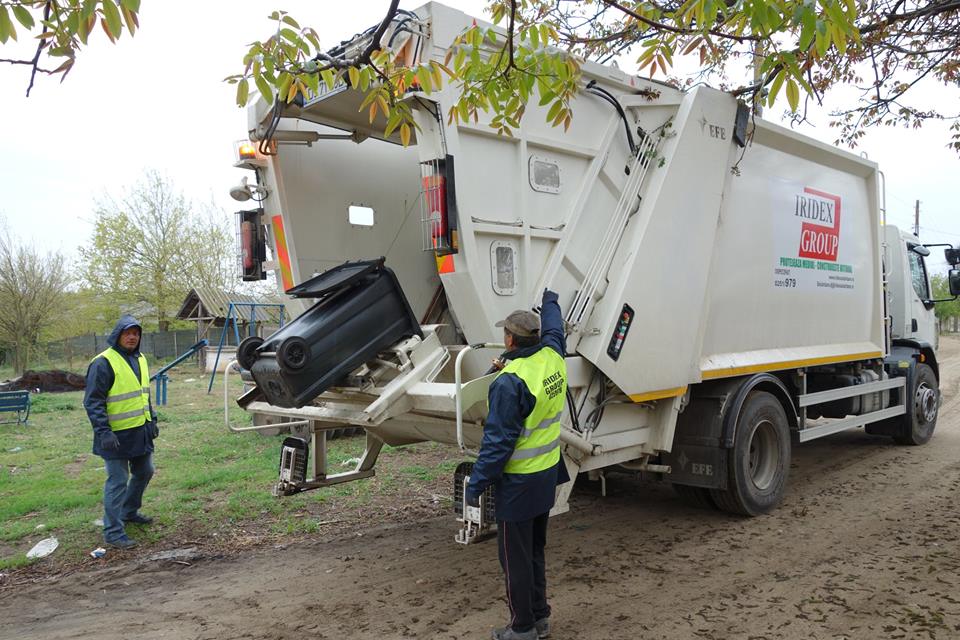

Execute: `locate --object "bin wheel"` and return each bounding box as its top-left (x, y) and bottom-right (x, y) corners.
top-left (894, 363), bottom-right (938, 446)
top-left (710, 391), bottom-right (791, 516)
top-left (277, 337), bottom-right (310, 372)
top-left (237, 336), bottom-right (264, 370)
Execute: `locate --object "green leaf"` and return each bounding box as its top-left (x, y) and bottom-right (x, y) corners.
top-left (303, 71), bottom-right (319, 96)
top-left (235, 78), bottom-right (250, 107)
top-left (400, 122), bottom-right (411, 147)
top-left (101, 0), bottom-right (122, 39)
top-left (0, 7), bottom-right (16, 43)
top-left (281, 15), bottom-right (300, 29)
top-left (546, 99), bottom-right (563, 123)
top-left (415, 65), bottom-right (432, 93)
top-left (347, 66), bottom-right (359, 88)
top-left (786, 78), bottom-right (800, 112)
top-left (65, 11), bottom-right (80, 34)
top-left (255, 74), bottom-right (273, 103)
top-left (799, 12), bottom-right (815, 51)
top-left (767, 68), bottom-right (786, 107)
top-left (384, 111), bottom-right (402, 137)
top-left (12, 5), bottom-right (34, 30)
top-left (320, 69), bottom-right (335, 90)
top-left (120, 5), bottom-right (137, 35)
top-left (120, 0), bottom-right (141, 11)
top-left (538, 90), bottom-right (556, 107)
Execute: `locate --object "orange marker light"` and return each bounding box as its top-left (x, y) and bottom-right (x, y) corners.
top-left (238, 142), bottom-right (257, 160)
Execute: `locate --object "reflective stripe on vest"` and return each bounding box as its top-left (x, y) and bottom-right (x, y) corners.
top-left (94, 348), bottom-right (150, 432)
top-left (498, 347), bottom-right (566, 474)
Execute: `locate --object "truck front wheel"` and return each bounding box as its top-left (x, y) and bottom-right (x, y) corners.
top-left (711, 391), bottom-right (791, 516)
top-left (894, 363), bottom-right (939, 446)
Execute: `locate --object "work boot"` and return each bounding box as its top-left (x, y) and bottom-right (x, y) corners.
top-left (106, 536), bottom-right (138, 549)
top-left (491, 626), bottom-right (538, 640)
top-left (123, 513), bottom-right (154, 525)
top-left (535, 617), bottom-right (550, 638)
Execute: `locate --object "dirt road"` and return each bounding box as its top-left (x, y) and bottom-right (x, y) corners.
top-left (4, 339), bottom-right (960, 640)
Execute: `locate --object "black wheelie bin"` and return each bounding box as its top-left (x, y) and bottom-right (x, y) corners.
top-left (239, 258), bottom-right (423, 408)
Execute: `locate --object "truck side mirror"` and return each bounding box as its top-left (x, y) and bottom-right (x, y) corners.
top-left (946, 247), bottom-right (960, 266)
top-left (950, 269), bottom-right (960, 297)
top-left (909, 243), bottom-right (931, 257)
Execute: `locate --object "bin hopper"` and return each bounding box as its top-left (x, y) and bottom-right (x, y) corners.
top-left (239, 258), bottom-right (423, 408)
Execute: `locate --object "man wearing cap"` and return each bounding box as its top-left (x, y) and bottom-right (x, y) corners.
top-left (466, 289), bottom-right (568, 640)
top-left (83, 314), bottom-right (158, 549)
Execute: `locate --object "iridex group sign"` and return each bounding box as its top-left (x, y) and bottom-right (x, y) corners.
top-left (772, 183), bottom-right (857, 292)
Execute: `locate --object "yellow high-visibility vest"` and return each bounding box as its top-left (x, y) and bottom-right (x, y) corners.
top-left (497, 347), bottom-right (566, 474)
top-left (94, 348), bottom-right (151, 431)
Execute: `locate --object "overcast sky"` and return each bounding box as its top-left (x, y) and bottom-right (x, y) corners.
top-left (0, 0), bottom-right (956, 274)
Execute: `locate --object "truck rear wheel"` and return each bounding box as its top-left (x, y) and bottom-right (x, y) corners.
top-left (711, 391), bottom-right (791, 516)
top-left (894, 363), bottom-right (938, 446)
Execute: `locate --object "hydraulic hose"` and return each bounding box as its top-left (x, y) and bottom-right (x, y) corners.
top-left (585, 80), bottom-right (637, 155)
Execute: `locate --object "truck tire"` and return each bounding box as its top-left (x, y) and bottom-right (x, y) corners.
top-left (894, 363), bottom-right (938, 446)
top-left (673, 484), bottom-right (717, 510)
top-left (711, 391), bottom-right (791, 516)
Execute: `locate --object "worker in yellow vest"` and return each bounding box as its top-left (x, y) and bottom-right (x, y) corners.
top-left (83, 315), bottom-right (158, 549)
top-left (466, 290), bottom-right (569, 640)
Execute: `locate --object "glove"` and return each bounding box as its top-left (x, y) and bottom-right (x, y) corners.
top-left (148, 420), bottom-right (159, 439)
top-left (465, 490), bottom-right (481, 508)
top-left (100, 431), bottom-right (120, 451)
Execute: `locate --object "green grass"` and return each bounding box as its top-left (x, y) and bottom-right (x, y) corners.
top-left (0, 365), bottom-right (464, 572)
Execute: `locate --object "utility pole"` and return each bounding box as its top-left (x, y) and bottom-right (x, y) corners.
top-left (915, 199), bottom-right (920, 237)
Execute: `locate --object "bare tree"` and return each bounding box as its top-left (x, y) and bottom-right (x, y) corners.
top-left (0, 224), bottom-right (71, 374)
top-left (79, 171), bottom-right (239, 331)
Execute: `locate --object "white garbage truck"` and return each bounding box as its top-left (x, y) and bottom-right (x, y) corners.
top-left (225, 1), bottom-right (960, 529)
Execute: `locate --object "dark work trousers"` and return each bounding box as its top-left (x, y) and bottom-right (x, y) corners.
top-left (497, 512), bottom-right (551, 633)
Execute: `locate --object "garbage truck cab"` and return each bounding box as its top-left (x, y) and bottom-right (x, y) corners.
top-left (226, 1), bottom-right (960, 531)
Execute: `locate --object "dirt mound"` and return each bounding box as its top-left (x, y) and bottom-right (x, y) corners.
top-left (1, 370), bottom-right (86, 393)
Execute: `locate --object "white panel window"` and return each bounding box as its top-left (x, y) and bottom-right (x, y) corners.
top-left (349, 205), bottom-right (375, 226)
top-left (529, 155), bottom-right (561, 194)
top-left (491, 241), bottom-right (519, 296)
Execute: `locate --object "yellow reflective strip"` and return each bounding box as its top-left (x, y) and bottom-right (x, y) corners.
top-left (701, 351), bottom-right (884, 380)
top-left (520, 413), bottom-right (561, 438)
top-left (509, 438), bottom-right (560, 461)
top-left (106, 389), bottom-right (144, 403)
top-left (629, 386), bottom-right (688, 403)
top-left (108, 408), bottom-right (150, 422)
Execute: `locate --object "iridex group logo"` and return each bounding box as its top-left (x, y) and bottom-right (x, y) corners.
top-left (795, 187), bottom-right (841, 261)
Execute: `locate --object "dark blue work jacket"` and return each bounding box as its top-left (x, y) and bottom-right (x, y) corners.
top-left (83, 315), bottom-right (156, 460)
top-left (466, 290), bottom-right (570, 522)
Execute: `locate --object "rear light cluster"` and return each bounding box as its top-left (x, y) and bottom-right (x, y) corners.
top-left (237, 208), bottom-right (267, 281)
top-left (420, 155), bottom-right (459, 256)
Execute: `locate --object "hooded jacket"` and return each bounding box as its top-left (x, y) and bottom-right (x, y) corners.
top-left (83, 315), bottom-right (156, 460)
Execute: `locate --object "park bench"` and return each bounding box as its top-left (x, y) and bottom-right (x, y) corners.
top-left (0, 390), bottom-right (31, 425)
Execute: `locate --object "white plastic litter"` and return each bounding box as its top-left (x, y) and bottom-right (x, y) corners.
top-left (93, 519), bottom-right (104, 527)
top-left (34, 524), bottom-right (46, 531)
top-left (26, 537), bottom-right (59, 559)
top-left (7, 447), bottom-right (22, 453)
top-left (341, 457), bottom-right (362, 467)
top-left (90, 548), bottom-right (106, 559)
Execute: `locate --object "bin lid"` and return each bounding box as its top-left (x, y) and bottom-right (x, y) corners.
top-left (285, 257), bottom-right (385, 298)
